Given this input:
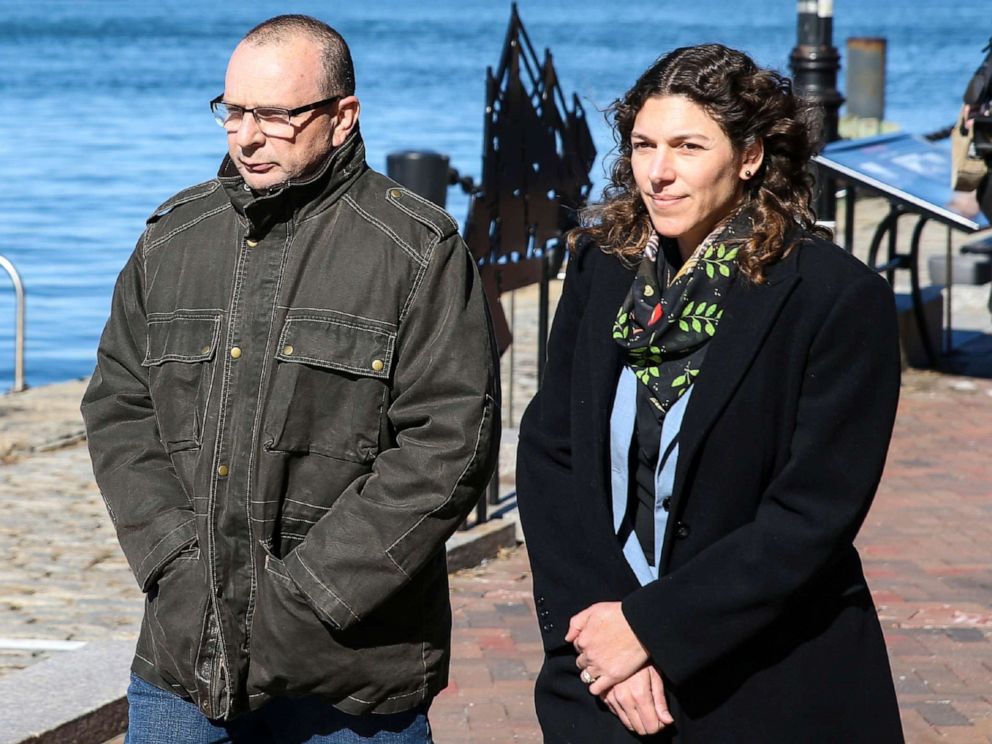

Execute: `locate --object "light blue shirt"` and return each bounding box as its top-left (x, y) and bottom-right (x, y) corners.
top-left (609, 367), bottom-right (692, 586)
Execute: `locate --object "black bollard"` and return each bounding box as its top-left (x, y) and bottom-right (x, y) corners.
top-left (386, 151), bottom-right (450, 209)
top-left (790, 0), bottom-right (844, 224)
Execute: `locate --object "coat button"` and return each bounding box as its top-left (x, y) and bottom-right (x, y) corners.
top-left (246, 239), bottom-right (258, 248)
top-left (661, 497), bottom-right (671, 512)
top-left (371, 359), bottom-right (385, 372)
top-left (200, 345), bottom-right (211, 355)
top-left (283, 345), bottom-right (294, 356)
top-left (388, 188), bottom-right (402, 198)
top-left (675, 522), bottom-right (690, 539)
top-left (230, 346), bottom-right (242, 359)
top-left (217, 464), bottom-right (229, 477)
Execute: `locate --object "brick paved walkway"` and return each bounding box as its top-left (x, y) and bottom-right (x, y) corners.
top-left (431, 369), bottom-right (992, 743)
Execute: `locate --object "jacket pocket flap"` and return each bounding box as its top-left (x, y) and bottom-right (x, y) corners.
top-left (276, 317), bottom-right (394, 379)
top-left (143, 313), bottom-right (222, 366)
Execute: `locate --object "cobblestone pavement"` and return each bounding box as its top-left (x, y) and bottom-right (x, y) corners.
top-left (3, 369), bottom-right (992, 741)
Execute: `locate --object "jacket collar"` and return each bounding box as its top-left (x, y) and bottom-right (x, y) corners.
top-left (217, 126), bottom-right (368, 238)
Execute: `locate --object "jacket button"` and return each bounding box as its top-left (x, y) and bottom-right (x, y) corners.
top-left (217, 464), bottom-right (229, 477)
top-left (246, 239), bottom-right (258, 248)
top-left (388, 188), bottom-right (402, 198)
top-left (283, 345), bottom-right (294, 356)
top-left (230, 346), bottom-right (242, 359)
top-left (675, 522), bottom-right (690, 539)
top-left (662, 497), bottom-right (671, 512)
top-left (536, 596), bottom-right (545, 607)
top-left (200, 345), bottom-right (211, 355)
top-left (371, 359), bottom-right (384, 372)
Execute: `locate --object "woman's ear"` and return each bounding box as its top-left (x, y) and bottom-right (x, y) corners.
top-left (739, 139), bottom-right (765, 180)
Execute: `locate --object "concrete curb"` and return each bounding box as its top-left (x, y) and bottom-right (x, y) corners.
top-left (447, 517), bottom-right (518, 572)
top-left (0, 641), bottom-right (131, 744)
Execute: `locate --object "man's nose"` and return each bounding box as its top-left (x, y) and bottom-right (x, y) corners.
top-left (235, 112), bottom-right (265, 148)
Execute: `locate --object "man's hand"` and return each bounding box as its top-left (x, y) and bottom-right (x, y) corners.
top-left (566, 601), bottom-right (651, 696)
top-left (601, 666), bottom-right (674, 736)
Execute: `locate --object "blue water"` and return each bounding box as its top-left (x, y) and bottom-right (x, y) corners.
top-left (1, 0), bottom-right (989, 387)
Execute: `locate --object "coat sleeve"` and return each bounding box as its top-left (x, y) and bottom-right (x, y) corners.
top-left (621, 270), bottom-right (901, 686)
top-left (515, 240), bottom-right (597, 648)
top-left (281, 234), bottom-right (501, 630)
top-left (80, 241), bottom-right (198, 592)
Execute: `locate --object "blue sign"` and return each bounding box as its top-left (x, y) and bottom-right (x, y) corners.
top-left (816, 133), bottom-right (989, 231)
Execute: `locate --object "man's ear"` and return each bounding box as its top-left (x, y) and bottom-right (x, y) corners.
top-left (332, 96), bottom-right (360, 147)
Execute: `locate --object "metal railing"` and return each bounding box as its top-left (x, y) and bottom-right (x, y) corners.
top-left (0, 253), bottom-right (26, 393)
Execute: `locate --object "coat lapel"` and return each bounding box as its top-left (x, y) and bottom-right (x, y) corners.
top-left (663, 249), bottom-right (802, 552)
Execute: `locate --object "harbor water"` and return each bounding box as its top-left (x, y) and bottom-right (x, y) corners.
top-left (1, 0), bottom-right (989, 387)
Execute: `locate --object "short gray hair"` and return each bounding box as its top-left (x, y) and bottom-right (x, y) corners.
top-left (242, 14), bottom-right (355, 97)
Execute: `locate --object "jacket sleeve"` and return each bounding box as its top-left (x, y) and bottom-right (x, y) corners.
top-left (621, 270), bottom-right (901, 687)
top-left (80, 241), bottom-right (198, 592)
top-left (514, 241), bottom-right (597, 646)
top-left (282, 233), bottom-right (501, 630)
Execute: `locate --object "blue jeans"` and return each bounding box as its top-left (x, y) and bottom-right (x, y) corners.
top-left (124, 674), bottom-right (433, 744)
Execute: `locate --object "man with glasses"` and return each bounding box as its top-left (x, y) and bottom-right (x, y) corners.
top-left (82, 14), bottom-right (499, 743)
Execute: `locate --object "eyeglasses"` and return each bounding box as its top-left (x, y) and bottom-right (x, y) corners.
top-left (210, 95), bottom-right (341, 137)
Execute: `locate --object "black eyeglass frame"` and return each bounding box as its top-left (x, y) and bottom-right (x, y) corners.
top-left (210, 94), bottom-right (342, 128)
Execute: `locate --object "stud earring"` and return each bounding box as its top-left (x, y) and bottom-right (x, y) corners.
top-left (744, 169), bottom-right (752, 177)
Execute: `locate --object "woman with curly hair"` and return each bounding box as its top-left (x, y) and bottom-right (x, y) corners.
top-left (516, 44), bottom-right (904, 742)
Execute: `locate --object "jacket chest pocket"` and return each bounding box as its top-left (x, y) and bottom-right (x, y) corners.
top-left (142, 312), bottom-right (221, 453)
top-left (264, 316), bottom-right (394, 463)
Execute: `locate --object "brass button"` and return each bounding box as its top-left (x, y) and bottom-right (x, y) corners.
top-left (230, 346), bottom-right (242, 359)
top-left (200, 345), bottom-right (211, 355)
top-left (283, 345), bottom-right (294, 356)
top-left (388, 188), bottom-right (402, 198)
top-left (217, 464), bottom-right (229, 477)
top-left (246, 239), bottom-right (258, 248)
top-left (371, 359), bottom-right (385, 372)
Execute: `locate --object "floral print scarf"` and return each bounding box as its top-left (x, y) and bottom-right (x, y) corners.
top-left (612, 210), bottom-right (750, 416)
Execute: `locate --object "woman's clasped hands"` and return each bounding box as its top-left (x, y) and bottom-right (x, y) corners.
top-left (567, 602), bottom-right (675, 736)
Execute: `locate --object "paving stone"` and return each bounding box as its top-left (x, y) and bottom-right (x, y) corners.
top-left (913, 701), bottom-right (974, 727)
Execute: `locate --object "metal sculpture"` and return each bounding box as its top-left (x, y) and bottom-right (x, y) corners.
top-left (462, 4), bottom-right (596, 354)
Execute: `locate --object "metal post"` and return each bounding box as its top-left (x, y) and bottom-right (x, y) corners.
top-left (0, 254), bottom-right (26, 393)
top-left (537, 244), bottom-right (552, 390)
top-left (790, 0), bottom-right (844, 223)
top-left (843, 184), bottom-right (856, 253)
top-left (945, 226), bottom-right (953, 355)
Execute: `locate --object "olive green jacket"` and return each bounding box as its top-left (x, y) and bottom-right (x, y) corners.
top-left (81, 129), bottom-right (500, 720)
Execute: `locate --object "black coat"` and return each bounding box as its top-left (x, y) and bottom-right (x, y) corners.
top-left (516, 234), bottom-right (904, 743)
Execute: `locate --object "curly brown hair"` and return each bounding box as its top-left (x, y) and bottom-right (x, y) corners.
top-left (571, 43), bottom-right (829, 281)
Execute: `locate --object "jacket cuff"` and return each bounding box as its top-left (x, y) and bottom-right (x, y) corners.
top-left (283, 549), bottom-right (361, 631)
top-left (621, 580), bottom-right (694, 687)
top-left (132, 514), bottom-right (198, 592)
